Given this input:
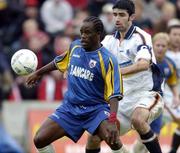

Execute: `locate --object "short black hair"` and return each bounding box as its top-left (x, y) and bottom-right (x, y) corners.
top-left (113, 0), bottom-right (135, 16)
top-left (83, 16), bottom-right (105, 41)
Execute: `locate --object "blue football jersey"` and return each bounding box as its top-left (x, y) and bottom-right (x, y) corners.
top-left (54, 39), bottom-right (123, 106)
top-left (157, 57), bottom-right (178, 86)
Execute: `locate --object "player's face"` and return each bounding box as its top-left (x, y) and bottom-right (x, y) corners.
top-left (80, 21), bottom-right (99, 50)
top-left (169, 27), bottom-right (180, 49)
top-left (153, 38), bottom-right (168, 60)
top-left (113, 8), bottom-right (134, 32)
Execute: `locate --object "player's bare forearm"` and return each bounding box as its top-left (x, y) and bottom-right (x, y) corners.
top-left (165, 105), bottom-right (180, 123)
top-left (109, 97), bottom-right (119, 114)
top-left (169, 85), bottom-right (179, 100)
top-left (106, 97), bottom-right (120, 145)
top-left (121, 59), bottom-right (150, 75)
top-left (26, 61), bottom-right (57, 87)
top-left (36, 61), bottom-right (57, 75)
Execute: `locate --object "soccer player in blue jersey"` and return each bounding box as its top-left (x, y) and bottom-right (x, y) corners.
top-left (151, 33), bottom-right (179, 135)
top-left (26, 16), bottom-right (125, 153)
top-left (133, 33), bottom-right (180, 153)
top-left (86, 1), bottom-right (164, 153)
top-left (166, 22), bottom-right (180, 153)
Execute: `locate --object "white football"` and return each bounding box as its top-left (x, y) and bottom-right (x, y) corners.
top-left (11, 49), bottom-right (38, 75)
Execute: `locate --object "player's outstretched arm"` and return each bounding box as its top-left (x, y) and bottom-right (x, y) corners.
top-left (121, 58), bottom-right (150, 75)
top-left (26, 61), bottom-right (57, 87)
top-left (165, 103), bottom-right (180, 124)
top-left (169, 85), bottom-right (180, 108)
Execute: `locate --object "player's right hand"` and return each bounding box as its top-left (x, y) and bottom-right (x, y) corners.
top-left (26, 72), bottom-right (42, 88)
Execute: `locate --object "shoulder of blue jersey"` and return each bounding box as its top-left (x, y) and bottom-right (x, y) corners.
top-left (70, 39), bottom-right (81, 50)
top-left (165, 56), bottom-right (177, 69)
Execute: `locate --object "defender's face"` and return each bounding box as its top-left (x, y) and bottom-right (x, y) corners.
top-left (113, 8), bottom-right (132, 32)
top-left (153, 39), bottom-right (168, 60)
top-left (80, 21), bottom-right (98, 50)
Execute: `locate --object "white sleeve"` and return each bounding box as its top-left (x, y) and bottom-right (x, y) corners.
top-left (134, 45), bottom-right (152, 62)
top-left (134, 32), bottom-right (155, 63)
top-left (101, 35), bottom-right (112, 50)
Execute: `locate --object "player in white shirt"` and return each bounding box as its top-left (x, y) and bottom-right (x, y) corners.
top-left (133, 32), bottom-right (180, 153)
top-left (85, 1), bottom-right (164, 153)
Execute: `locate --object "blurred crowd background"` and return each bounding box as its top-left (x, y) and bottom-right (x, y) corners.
top-left (0, 0), bottom-right (180, 153)
top-left (0, 0), bottom-right (180, 103)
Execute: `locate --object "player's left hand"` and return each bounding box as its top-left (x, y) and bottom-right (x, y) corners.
top-left (106, 122), bottom-right (119, 145)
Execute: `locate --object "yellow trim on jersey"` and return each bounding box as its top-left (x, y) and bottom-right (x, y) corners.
top-left (119, 68), bottom-right (124, 94)
top-left (166, 62), bottom-right (178, 86)
top-left (166, 61), bottom-right (177, 86)
top-left (98, 52), bottom-right (123, 101)
top-left (70, 45), bottom-right (81, 58)
top-left (105, 58), bottom-right (114, 100)
top-left (98, 51), bottom-right (107, 100)
top-left (56, 45), bottom-right (81, 72)
top-left (56, 50), bottom-right (69, 72)
top-left (98, 51), bottom-right (106, 79)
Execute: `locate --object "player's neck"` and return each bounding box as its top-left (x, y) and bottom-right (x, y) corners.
top-left (157, 57), bottom-right (163, 63)
top-left (86, 43), bottom-right (102, 52)
top-left (119, 23), bottom-right (132, 42)
top-left (119, 32), bottom-right (125, 42)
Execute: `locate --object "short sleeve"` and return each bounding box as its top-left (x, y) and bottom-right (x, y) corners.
top-left (101, 35), bottom-right (112, 51)
top-left (166, 60), bottom-right (178, 86)
top-left (105, 56), bottom-right (123, 101)
top-left (134, 45), bottom-right (152, 62)
top-left (54, 50), bottom-right (70, 72)
top-left (134, 32), bottom-right (155, 63)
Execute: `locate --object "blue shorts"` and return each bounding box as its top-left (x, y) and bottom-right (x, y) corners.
top-left (150, 114), bottom-right (162, 134)
top-left (49, 101), bottom-right (110, 142)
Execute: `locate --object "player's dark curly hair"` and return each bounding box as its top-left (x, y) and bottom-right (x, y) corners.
top-left (83, 16), bottom-right (105, 41)
top-left (113, 0), bottom-right (135, 16)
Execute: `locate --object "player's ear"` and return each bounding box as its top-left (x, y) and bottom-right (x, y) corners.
top-left (129, 13), bottom-right (136, 21)
top-left (96, 31), bottom-right (101, 38)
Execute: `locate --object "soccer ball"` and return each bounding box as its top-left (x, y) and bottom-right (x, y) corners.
top-left (11, 49), bottom-right (38, 75)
